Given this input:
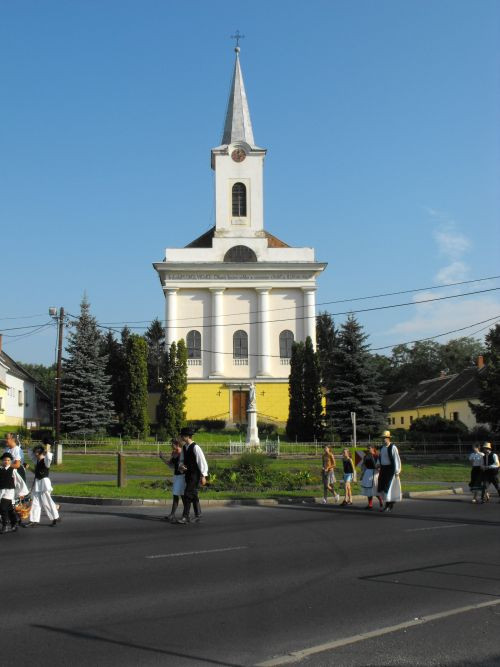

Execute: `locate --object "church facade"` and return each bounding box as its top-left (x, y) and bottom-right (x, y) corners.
top-left (153, 47), bottom-right (326, 427)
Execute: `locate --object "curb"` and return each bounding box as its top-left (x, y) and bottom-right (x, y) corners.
top-left (52, 488), bottom-right (464, 508)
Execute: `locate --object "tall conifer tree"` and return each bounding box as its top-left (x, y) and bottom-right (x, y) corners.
top-left (123, 334), bottom-right (149, 438)
top-left (286, 341), bottom-right (305, 441)
top-left (303, 336), bottom-right (324, 441)
top-left (144, 318), bottom-right (165, 391)
top-left (470, 323), bottom-right (500, 432)
top-left (61, 296), bottom-right (114, 434)
top-left (157, 340), bottom-right (188, 439)
top-left (330, 315), bottom-right (385, 440)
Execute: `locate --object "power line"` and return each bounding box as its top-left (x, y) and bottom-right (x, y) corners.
top-left (1, 323), bottom-right (54, 344)
top-left (0, 313), bottom-right (47, 321)
top-left (89, 286), bottom-right (500, 331)
top-left (97, 274), bottom-right (500, 326)
top-left (0, 321), bottom-right (55, 333)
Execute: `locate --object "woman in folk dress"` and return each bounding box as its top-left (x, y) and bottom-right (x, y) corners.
top-left (0, 451), bottom-right (29, 534)
top-left (468, 444), bottom-right (484, 503)
top-left (27, 443), bottom-right (61, 527)
top-left (159, 439), bottom-right (186, 523)
top-left (360, 446), bottom-right (383, 510)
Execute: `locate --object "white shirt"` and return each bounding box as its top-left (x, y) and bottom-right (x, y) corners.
top-left (484, 452), bottom-right (499, 469)
top-left (193, 444), bottom-right (208, 477)
top-left (379, 443), bottom-right (402, 474)
top-left (5, 445), bottom-right (22, 463)
top-left (0, 465), bottom-right (29, 500)
top-left (469, 451), bottom-right (484, 466)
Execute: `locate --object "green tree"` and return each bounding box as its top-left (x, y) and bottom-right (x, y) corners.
top-left (101, 331), bottom-right (126, 420)
top-left (330, 315), bottom-right (385, 440)
top-left (286, 341), bottom-right (305, 441)
top-left (157, 340), bottom-right (188, 439)
top-left (438, 337), bottom-right (484, 374)
top-left (144, 318), bottom-right (165, 391)
top-left (16, 362), bottom-right (56, 399)
top-left (303, 337), bottom-right (324, 441)
top-left (122, 334), bottom-right (149, 438)
top-left (389, 341), bottom-right (442, 392)
top-left (61, 296), bottom-right (114, 435)
top-left (470, 324), bottom-right (500, 432)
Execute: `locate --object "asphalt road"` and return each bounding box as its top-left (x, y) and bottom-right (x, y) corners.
top-left (2, 496), bottom-right (499, 666)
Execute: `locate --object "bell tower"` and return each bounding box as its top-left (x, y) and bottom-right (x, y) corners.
top-left (211, 46), bottom-right (267, 238)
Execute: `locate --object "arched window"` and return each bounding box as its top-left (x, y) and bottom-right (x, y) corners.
top-left (233, 330), bottom-right (248, 361)
top-left (224, 245), bottom-right (257, 263)
top-left (232, 182), bottom-right (247, 217)
top-left (279, 330), bottom-right (294, 359)
top-left (186, 330), bottom-right (201, 359)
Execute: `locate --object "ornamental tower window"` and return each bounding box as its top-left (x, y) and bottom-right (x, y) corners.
top-left (232, 182), bottom-right (247, 217)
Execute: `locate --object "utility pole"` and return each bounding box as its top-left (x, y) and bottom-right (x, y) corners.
top-left (350, 411), bottom-right (357, 449)
top-left (49, 306), bottom-right (65, 444)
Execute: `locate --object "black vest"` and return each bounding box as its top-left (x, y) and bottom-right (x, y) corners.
top-left (484, 452), bottom-right (499, 470)
top-left (35, 458), bottom-right (50, 480)
top-left (382, 444), bottom-right (396, 473)
top-left (183, 442), bottom-right (200, 477)
top-left (363, 454), bottom-right (377, 470)
top-left (0, 467), bottom-right (15, 490)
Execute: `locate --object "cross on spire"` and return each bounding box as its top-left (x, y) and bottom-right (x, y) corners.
top-left (230, 30), bottom-right (245, 50)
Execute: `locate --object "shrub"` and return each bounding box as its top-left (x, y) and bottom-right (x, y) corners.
top-left (257, 421), bottom-right (278, 438)
top-left (187, 419), bottom-right (226, 432)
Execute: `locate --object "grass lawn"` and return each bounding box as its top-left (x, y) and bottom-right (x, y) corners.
top-left (53, 455), bottom-right (471, 484)
top-left (52, 478), bottom-right (456, 501)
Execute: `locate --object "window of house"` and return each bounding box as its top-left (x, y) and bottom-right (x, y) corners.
top-left (186, 330), bottom-right (201, 359)
top-left (391, 417), bottom-right (395, 425)
top-left (18, 390), bottom-right (23, 406)
top-left (452, 411), bottom-right (459, 421)
top-left (25, 390), bottom-right (29, 407)
top-left (279, 330), bottom-right (294, 359)
top-left (400, 416), bottom-right (404, 425)
top-left (233, 330), bottom-right (248, 363)
top-left (410, 415), bottom-right (414, 423)
top-left (232, 182), bottom-right (247, 217)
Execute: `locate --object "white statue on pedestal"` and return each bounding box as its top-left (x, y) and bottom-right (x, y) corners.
top-left (246, 382), bottom-right (260, 446)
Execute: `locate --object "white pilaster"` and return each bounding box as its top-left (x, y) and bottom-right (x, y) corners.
top-left (210, 288), bottom-right (226, 376)
top-left (302, 287), bottom-right (316, 347)
top-left (256, 288), bottom-right (271, 376)
top-left (165, 288), bottom-right (178, 347)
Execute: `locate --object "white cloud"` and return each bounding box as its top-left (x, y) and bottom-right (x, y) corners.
top-left (435, 261), bottom-right (469, 285)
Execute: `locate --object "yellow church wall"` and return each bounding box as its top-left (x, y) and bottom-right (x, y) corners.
top-left (148, 382), bottom-right (290, 426)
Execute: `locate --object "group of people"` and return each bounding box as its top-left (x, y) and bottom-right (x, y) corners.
top-left (0, 433), bottom-right (60, 533)
top-left (469, 441), bottom-right (499, 503)
top-left (321, 430), bottom-right (402, 512)
top-left (159, 426), bottom-right (208, 524)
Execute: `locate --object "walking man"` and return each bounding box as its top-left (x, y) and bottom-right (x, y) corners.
top-left (377, 430), bottom-right (402, 512)
top-left (481, 442), bottom-right (500, 503)
top-left (0, 451), bottom-right (28, 534)
top-left (4, 432), bottom-right (27, 483)
top-left (177, 427), bottom-right (208, 524)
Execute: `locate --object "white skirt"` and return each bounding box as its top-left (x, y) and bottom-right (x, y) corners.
top-left (172, 474), bottom-right (186, 496)
top-left (360, 469), bottom-right (379, 497)
top-left (383, 475), bottom-right (402, 503)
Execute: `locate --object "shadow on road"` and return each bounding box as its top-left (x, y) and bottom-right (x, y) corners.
top-left (32, 623), bottom-right (242, 666)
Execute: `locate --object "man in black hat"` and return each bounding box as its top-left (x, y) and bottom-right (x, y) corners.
top-left (177, 427), bottom-right (208, 524)
top-left (481, 442), bottom-right (500, 503)
top-left (0, 451), bottom-right (28, 534)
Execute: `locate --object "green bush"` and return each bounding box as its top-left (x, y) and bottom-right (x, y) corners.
top-left (257, 421), bottom-right (278, 438)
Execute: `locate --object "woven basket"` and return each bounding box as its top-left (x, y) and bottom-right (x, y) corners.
top-left (15, 502), bottom-right (31, 520)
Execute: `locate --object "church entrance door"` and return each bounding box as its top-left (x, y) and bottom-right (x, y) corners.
top-left (232, 390), bottom-right (249, 424)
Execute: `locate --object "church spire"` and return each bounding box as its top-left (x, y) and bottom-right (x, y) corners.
top-left (221, 46), bottom-right (255, 147)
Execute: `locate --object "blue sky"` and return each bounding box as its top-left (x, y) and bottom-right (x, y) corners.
top-left (1, 0), bottom-right (499, 365)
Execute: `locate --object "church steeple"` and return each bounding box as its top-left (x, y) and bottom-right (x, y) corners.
top-left (221, 47), bottom-right (255, 147)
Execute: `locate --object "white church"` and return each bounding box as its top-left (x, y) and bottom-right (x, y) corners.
top-left (153, 46), bottom-right (326, 426)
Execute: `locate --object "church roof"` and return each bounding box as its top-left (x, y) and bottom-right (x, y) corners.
top-left (221, 48), bottom-right (256, 147)
top-left (185, 227), bottom-right (290, 249)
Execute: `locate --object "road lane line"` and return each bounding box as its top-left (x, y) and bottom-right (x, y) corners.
top-left (256, 598), bottom-right (500, 666)
top-left (146, 546), bottom-right (248, 559)
top-left (405, 524), bottom-right (468, 532)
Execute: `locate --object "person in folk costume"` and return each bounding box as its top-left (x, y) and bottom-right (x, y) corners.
top-left (0, 451), bottom-right (28, 534)
top-left (468, 443), bottom-right (484, 503)
top-left (177, 427), bottom-right (208, 525)
top-left (159, 438), bottom-right (186, 523)
top-left (4, 432), bottom-right (27, 484)
top-left (360, 445), bottom-right (383, 510)
top-left (321, 445), bottom-right (340, 504)
top-left (377, 430), bottom-right (402, 512)
top-left (481, 442), bottom-right (500, 504)
top-left (27, 441), bottom-right (61, 527)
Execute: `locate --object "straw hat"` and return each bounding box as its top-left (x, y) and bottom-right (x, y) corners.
top-left (483, 442), bottom-right (492, 449)
top-left (382, 430), bottom-right (391, 438)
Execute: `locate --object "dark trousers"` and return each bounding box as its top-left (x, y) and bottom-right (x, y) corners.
top-left (482, 471), bottom-right (500, 500)
top-left (0, 497), bottom-right (18, 527)
top-left (17, 465), bottom-right (27, 483)
top-left (183, 473), bottom-right (201, 518)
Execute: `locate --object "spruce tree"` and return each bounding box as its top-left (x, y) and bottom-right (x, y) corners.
top-left (123, 334), bottom-right (149, 438)
top-left (330, 315), bottom-right (385, 440)
top-left (101, 330), bottom-right (126, 420)
top-left (470, 324), bottom-right (500, 432)
top-left (144, 318), bottom-right (165, 391)
top-left (157, 340), bottom-right (188, 439)
top-left (286, 341), bottom-right (305, 440)
top-left (61, 296), bottom-right (114, 435)
top-left (316, 312), bottom-right (338, 425)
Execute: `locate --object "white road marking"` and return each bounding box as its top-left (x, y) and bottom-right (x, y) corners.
top-left (256, 598), bottom-right (500, 666)
top-left (146, 546), bottom-right (248, 559)
top-left (405, 524), bottom-right (468, 532)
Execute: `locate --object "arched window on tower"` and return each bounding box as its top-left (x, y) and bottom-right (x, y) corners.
top-left (186, 330), bottom-right (202, 365)
top-left (233, 330), bottom-right (248, 365)
top-left (232, 182), bottom-right (247, 217)
top-left (279, 330), bottom-right (294, 364)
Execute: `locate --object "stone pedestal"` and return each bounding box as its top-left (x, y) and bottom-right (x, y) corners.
top-left (246, 408), bottom-right (260, 447)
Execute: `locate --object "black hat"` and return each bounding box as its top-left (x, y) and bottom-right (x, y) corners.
top-left (1, 452), bottom-right (13, 461)
top-left (180, 426), bottom-right (195, 437)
